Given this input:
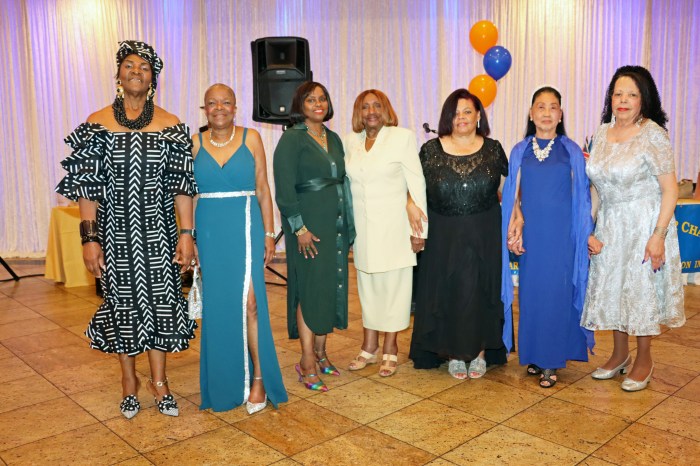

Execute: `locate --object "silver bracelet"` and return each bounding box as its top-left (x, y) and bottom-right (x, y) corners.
top-left (265, 231), bottom-right (276, 239)
top-left (653, 226), bottom-right (668, 239)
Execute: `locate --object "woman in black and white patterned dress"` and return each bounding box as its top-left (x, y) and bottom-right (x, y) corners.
top-left (56, 41), bottom-right (197, 419)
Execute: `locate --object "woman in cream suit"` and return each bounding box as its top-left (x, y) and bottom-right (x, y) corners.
top-left (343, 89), bottom-right (428, 376)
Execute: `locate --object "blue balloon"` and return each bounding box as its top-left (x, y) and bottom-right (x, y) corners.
top-left (483, 46), bottom-right (512, 81)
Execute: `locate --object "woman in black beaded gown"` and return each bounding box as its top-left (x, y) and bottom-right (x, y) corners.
top-left (409, 89), bottom-right (508, 379)
top-left (56, 41), bottom-right (196, 419)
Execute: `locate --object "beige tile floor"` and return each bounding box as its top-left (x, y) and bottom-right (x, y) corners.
top-left (1, 260), bottom-right (700, 465)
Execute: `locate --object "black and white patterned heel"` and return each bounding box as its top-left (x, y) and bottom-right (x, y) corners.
top-left (119, 394), bottom-right (141, 419)
top-left (148, 378), bottom-right (179, 417)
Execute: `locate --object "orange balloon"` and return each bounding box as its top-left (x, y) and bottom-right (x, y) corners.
top-left (468, 74), bottom-right (498, 108)
top-left (469, 20), bottom-right (498, 55)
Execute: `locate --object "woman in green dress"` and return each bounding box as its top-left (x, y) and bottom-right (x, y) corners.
top-left (273, 82), bottom-right (353, 392)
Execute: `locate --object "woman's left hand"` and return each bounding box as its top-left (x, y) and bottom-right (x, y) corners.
top-left (410, 236), bottom-right (425, 253)
top-left (264, 237), bottom-right (275, 266)
top-left (644, 235), bottom-right (666, 272)
top-left (507, 218), bottom-right (525, 255)
top-left (174, 234), bottom-right (195, 273)
top-left (407, 201), bottom-right (427, 237)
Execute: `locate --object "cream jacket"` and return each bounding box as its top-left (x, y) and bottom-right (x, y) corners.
top-left (343, 126), bottom-right (428, 273)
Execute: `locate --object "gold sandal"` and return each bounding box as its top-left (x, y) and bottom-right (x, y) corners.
top-left (348, 350), bottom-right (378, 371)
top-left (379, 354), bottom-right (398, 377)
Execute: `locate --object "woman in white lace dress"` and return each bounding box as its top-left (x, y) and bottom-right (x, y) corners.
top-left (583, 66), bottom-right (685, 392)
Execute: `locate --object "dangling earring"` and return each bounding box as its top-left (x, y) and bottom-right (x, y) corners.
top-left (116, 79), bottom-right (124, 99)
top-left (635, 116), bottom-right (643, 128)
top-left (147, 83), bottom-right (155, 100)
top-left (477, 119), bottom-right (480, 129)
top-left (610, 114), bottom-right (616, 128)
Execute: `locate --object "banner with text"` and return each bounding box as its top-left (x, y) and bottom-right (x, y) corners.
top-left (675, 203), bottom-right (700, 273)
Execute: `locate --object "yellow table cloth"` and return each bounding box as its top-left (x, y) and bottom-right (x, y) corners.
top-left (45, 206), bottom-right (94, 287)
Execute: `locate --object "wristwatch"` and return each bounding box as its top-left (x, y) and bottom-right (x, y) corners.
top-left (179, 228), bottom-right (197, 241)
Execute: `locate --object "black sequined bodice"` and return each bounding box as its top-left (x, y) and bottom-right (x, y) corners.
top-left (420, 137), bottom-right (508, 216)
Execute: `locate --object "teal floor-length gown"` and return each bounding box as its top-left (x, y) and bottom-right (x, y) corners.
top-left (195, 129), bottom-right (287, 412)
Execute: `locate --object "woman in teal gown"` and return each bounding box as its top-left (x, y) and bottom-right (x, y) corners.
top-left (194, 84), bottom-right (287, 413)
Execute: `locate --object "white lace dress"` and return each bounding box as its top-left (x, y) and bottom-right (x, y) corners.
top-left (582, 121), bottom-right (685, 335)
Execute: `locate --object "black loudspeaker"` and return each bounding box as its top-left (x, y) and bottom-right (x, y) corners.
top-left (251, 37), bottom-right (312, 124)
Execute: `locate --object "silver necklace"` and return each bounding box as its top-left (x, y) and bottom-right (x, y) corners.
top-left (532, 136), bottom-right (556, 162)
top-left (209, 127), bottom-right (235, 148)
top-left (306, 125), bottom-right (327, 151)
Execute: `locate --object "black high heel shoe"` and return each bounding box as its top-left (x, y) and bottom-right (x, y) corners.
top-left (148, 377), bottom-right (179, 417)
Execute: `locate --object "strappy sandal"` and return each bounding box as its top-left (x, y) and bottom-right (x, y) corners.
top-left (148, 377), bottom-right (179, 416)
top-left (379, 354), bottom-right (398, 377)
top-left (348, 350), bottom-right (378, 371)
top-left (539, 369), bottom-right (558, 388)
top-left (295, 364), bottom-right (328, 392)
top-left (314, 350), bottom-right (340, 376)
top-left (527, 364), bottom-right (542, 376)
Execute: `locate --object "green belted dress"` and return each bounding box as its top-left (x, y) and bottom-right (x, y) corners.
top-left (273, 123), bottom-right (354, 338)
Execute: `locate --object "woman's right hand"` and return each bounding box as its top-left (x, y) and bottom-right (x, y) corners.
top-left (83, 242), bottom-right (105, 278)
top-left (588, 235), bottom-right (604, 257)
top-left (297, 231), bottom-right (320, 259)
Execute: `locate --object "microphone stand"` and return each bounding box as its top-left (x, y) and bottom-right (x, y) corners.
top-left (265, 230), bottom-right (287, 286)
top-left (0, 256), bottom-right (43, 282)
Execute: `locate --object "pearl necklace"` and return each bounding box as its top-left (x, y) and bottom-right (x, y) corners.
top-left (532, 136), bottom-right (556, 162)
top-left (209, 127), bottom-right (235, 148)
top-left (306, 125), bottom-right (327, 152)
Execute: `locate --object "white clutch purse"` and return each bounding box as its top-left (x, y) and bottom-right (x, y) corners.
top-left (187, 265), bottom-right (203, 320)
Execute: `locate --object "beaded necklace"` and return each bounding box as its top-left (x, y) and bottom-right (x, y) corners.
top-left (112, 97), bottom-right (154, 131)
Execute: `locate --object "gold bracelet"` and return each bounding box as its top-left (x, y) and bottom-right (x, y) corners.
top-left (295, 225), bottom-right (309, 237)
top-left (653, 226), bottom-right (668, 239)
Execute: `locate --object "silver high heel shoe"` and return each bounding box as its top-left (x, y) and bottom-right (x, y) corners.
top-left (246, 376), bottom-right (268, 415)
top-left (591, 355), bottom-right (632, 380)
top-left (621, 365), bottom-right (654, 392)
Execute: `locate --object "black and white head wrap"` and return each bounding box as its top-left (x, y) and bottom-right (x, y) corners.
top-left (116, 40), bottom-right (163, 90)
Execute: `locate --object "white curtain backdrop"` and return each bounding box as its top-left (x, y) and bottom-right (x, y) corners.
top-left (1, 0), bottom-right (698, 256)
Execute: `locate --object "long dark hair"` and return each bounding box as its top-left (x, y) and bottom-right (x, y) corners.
top-left (600, 65), bottom-right (668, 129)
top-left (437, 88), bottom-right (490, 137)
top-left (525, 86), bottom-right (567, 137)
top-left (288, 81), bottom-right (334, 125)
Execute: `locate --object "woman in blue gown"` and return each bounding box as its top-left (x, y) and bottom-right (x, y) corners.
top-left (501, 86), bottom-right (594, 388)
top-left (193, 84), bottom-right (287, 413)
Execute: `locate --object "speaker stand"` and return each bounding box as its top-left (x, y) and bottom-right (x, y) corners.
top-left (265, 230), bottom-right (287, 286)
top-left (0, 256), bottom-right (44, 282)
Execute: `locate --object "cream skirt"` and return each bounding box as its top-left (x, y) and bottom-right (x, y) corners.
top-left (357, 266), bottom-right (413, 332)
